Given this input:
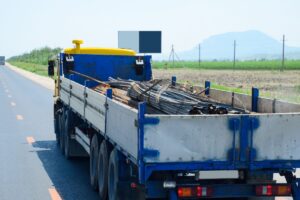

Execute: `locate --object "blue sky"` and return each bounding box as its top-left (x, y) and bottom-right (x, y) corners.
top-left (0, 0), bottom-right (299, 57)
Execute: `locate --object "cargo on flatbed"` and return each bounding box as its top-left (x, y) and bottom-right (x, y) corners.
top-left (50, 40), bottom-right (300, 200)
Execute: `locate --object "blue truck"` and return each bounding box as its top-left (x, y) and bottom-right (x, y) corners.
top-left (49, 40), bottom-right (300, 200)
top-left (0, 56), bottom-right (5, 65)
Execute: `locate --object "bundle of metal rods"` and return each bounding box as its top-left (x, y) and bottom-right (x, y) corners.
top-left (106, 78), bottom-right (248, 115)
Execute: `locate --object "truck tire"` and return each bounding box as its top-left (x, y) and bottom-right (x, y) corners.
top-left (63, 114), bottom-right (71, 160)
top-left (98, 141), bottom-right (109, 199)
top-left (108, 148), bottom-right (120, 200)
top-left (59, 112), bottom-right (65, 154)
top-left (90, 134), bottom-right (99, 190)
top-left (54, 112), bottom-right (60, 145)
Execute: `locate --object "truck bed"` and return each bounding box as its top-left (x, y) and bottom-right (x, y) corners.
top-left (59, 77), bottom-right (300, 170)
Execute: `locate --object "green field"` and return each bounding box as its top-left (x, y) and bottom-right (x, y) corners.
top-left (9, 61), bottom-right (49, 76)
top-left (153, 60), bottom-right (300, 70)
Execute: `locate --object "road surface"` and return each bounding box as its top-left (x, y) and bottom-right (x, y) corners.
top-left (0, 65), bottom-right (99, 200)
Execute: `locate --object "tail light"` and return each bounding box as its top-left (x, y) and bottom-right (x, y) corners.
top-left (177, 186), bottom-right (213, 198)
top-left (256, 185), bottom-right (291, 196)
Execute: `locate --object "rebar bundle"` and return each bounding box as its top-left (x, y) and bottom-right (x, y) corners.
top-left (106, 78), bottom-right (247, 115)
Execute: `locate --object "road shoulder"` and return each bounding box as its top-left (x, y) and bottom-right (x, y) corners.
top-left (5, 62), bottom-right (54, 91)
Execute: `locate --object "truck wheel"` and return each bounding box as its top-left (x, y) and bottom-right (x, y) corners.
top-left (90, 134), bottom-right (99, 190)
top-left (108, 148), bottom-right (120, 200)
top-left (59, 112), bottom-right (65, 154)
top-left (54, 112), bottom-right (60, 145)
top-left (64, 110), bottom-right (73, 159)
top-left (98, 141), bottom-right (109, 199)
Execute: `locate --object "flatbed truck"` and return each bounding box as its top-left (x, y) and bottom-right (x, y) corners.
top-left (0, 56), bottom-right (5, 65)
top-left (49, 40), bottom-right (300, 200)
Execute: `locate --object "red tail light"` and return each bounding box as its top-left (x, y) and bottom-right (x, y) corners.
top-left (256, 185), bottom-right (291, 196)
top-left (177, 186), bottom-right (213, 198)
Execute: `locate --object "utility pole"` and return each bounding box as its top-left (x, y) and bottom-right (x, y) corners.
top-left (233, 40), bottom-right (236, 69)
top-left (172, 44), bottom-right (175, 67)
top-left (198, 44), bottom-right (201, 67)
top-left (168, 45), bottom-right (180, 67)
top-left (281, 35), bottom-right (285, 72)
top-left (168, 44), bottom-right (175, 67)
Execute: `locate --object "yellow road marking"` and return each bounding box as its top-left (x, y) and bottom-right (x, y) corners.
top-left (48, 188), bottom-right (62, 200)
top-left (26, 136), bottom-right (35, 144)
top-left (11, 102), bottom-right (16, 106)
top-left (16, 115), bottom-right (23, 120)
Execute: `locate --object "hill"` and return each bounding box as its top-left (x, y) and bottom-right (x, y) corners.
top-left (177, 30), bottom-right (300, 60)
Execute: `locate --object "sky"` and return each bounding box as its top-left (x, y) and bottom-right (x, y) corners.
top-left (0, 0), bottom-right (299, 58)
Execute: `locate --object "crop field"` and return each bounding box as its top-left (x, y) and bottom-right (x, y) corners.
top-left (153, 68), bottom-right (300, 103)
top-left (153, 60), bottom-right (300, 70)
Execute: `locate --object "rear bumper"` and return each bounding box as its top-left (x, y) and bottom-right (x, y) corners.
top-left (144, 181), bottom-right (291, 199)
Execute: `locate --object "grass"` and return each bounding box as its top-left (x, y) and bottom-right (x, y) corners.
top-left (9, 61), bottom-right (48, 76)
top-left (8, 47), bottom-right (62, 65)
top-left (153, 60), bottom-right (300, 70)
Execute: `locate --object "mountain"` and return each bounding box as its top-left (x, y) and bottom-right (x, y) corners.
top-left (176, 30), bottom-right (300, 60)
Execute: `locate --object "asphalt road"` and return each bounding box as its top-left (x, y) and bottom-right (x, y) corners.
top-left (0, 65), bottom-right (99, 200)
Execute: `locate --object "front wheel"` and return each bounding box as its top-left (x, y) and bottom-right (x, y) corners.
top-left (59, 112), bottom-right (65, 154)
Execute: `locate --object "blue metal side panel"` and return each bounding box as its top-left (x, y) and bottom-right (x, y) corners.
top-left (62, 54), bottom-right (152, 85)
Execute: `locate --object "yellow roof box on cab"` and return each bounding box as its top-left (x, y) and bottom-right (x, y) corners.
top-left (64, 40), bottom-right (136, 56)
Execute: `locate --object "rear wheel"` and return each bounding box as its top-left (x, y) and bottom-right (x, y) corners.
top-left (98, 141), bottom-right (109, 199)
top-left (90, 134), bottom-right (99, 190)
top-left (108, 148), bottom-right (120, 200)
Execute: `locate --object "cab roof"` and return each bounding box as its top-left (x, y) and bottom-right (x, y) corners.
top-left (64, 40), bottom-right (136, 56)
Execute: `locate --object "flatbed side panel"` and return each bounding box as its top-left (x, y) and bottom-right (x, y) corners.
top-left (106, 98), bottom-right (138, 160)
top-left (85, 88), bottom-right (106, 132)
top-left (60, 77), bottom-right (106, 132)
top-left (60, 89), bottom-right (69, 106)
top-left (203, 86), bottom-right (300, 113)
top-left (258, 97), bottom-right (300, 113)
top-left (144, 115), bottom-right (238, 163)
top-left (209, 89), bottom-right (252, 111)
top-left (69, 95), bottom-right (84, 116)
top-left (253, 113), bottom-right (300, 160)
top-left (209, 89), bottom-right (233, 106)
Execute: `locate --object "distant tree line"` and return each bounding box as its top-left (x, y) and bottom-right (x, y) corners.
top-left (8, 47), bottom-right (62, 65)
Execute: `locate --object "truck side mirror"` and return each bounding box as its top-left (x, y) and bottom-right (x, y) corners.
top-left (48, 60), bottom-right (55, 76)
